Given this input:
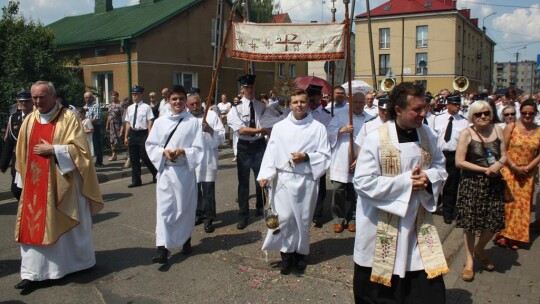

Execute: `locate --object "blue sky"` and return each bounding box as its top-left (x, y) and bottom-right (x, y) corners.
top-left (1, 0), bottom-right (539, 63)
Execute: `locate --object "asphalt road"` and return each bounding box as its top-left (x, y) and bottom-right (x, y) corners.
top-left (0, 163), bottom-right (358, 303)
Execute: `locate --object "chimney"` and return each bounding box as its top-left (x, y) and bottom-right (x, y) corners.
top-left (95, 0), bottom-right (113, 13)
top-left (452, 0), bottom-right (457, 8)
top-left (140, 0), bottom-right (159, 5)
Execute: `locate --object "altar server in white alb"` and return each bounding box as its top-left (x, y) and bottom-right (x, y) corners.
top-left (145, 85), bottom-right (204, 264)
top-left (327, 92), bottom-right (373, 233)
top-left (187, 93), bottom-right (226, 233)
top-left (258, 89), bottom-right (331, 275)
top-left (353, 82), bottom-right (448, 303)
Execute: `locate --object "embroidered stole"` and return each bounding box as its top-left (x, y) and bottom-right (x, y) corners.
top-left (19, 117), bottom-right (57, 245)
top-left (371, 123), bottom-right (448, 287)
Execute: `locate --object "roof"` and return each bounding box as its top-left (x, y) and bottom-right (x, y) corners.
top-left (356, 0), bottom-right (456, 18)
top-left (48, 0), bottom-right (202, 49)
top-left (272, 13), bottom-right (291, 23)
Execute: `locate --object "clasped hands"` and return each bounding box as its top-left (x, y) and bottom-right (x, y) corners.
top-left (163, 148), bottom-right (184, 162)
top-left (411, 165), bottom-right (429, 191)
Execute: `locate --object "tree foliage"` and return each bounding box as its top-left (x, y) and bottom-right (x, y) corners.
top-left (247, 0), bottom-right (280, 23)
top-left (0, 1), bottom-right (85, 113)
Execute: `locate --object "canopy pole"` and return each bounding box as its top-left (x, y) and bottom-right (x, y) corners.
top-left (203, 1), bottom-right (239, 123)
top-left (344, 0), bottom-right (354, 165)
top-left (330, 1), bottom-right (337, 117)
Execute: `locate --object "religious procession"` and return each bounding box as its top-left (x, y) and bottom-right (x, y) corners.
top-left (1, 0), bottom-right (539, 303)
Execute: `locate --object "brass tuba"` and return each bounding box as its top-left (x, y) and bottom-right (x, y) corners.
top-left (452, 76), bottom-right (469, 92)
top-left (380, 77), bottom-right (396, 92)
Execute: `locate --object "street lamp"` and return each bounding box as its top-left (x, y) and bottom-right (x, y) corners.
top-left (482, 12), bottom-right (497, 29)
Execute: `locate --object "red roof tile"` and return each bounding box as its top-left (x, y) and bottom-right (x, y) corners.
top-left (356, 0), bottom-right (456, 18)
top-left (272, 13), bottom-right (291, 23)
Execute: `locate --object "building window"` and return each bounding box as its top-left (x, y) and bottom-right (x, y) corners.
top-left (379, 28), bottom-right (390, 49)
top-left (416, 53), bottom-right (428, 75)
top-left (379, 54), bottom-right (390, 76)
top-left (91, 72), bottom-right (113, 104)
top-left (174, 72), bottom-right (197, 92)
top-left (416, 26), bottom-right (428, 48)
top-left (278, 63), bottom-right (285, 77)
top-left (289, 64), bottom-right (296, 77)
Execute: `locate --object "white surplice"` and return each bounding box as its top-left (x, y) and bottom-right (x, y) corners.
top-left (257, 112), bottom-right (331, 255)
top-left (145, 110), bottom-right (204, 249)
top-left (353, 121), bottom-right (447, 278)
top-left (328, 110), bottom-right (373, 183)
top-left (20, 106), bottom-right (96, 281)
top-left (354, 116), bottom-right (385, 148)
top-left (191, 110), bottom-right (225, 182)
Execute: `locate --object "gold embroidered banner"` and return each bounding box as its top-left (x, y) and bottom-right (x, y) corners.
top-left (228, 22), bottom-right (346, 62)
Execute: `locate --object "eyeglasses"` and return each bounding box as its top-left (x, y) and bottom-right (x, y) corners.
top-left (503, 112), bottom-right (516, 117)
top-left (473, 111), bottom-right (491, 118)
top-left (521, 111), bottom-right (536, 117)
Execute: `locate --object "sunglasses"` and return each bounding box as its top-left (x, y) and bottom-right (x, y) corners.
top-left (473, 111), bottom-right (491, 118)
top-left (521, 111), bottom-right (536, 117)
top-left (503, 112), bottom-right (516, 117)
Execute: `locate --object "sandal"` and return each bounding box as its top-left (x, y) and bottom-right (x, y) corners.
top-left (462, 269), bottom-right (474, 282)
top-left (495, 237), bottom-right (508, 248)
top-left (474, 248), bottom-right (495, 271)
top-left (509, 240), bottom-right (520, 250)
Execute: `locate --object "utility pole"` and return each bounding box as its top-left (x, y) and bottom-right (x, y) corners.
top-left (330, 0), bottom-right (336, 116)
top-left (514, 46), bottom-right (526, 87)
top-left (212, 0), bottom-right (224, 103)
top-left (365, 0), bottom-right (377, 89)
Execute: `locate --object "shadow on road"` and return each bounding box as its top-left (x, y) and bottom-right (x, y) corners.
top-left (92, 212), bottom-right (121, 224)
top-left (0, 259), bottom-right (20, 279)
top-left (0, 200), bottom-right (17, 215)
top-left (447, 288), bottom-right (473, 304)
top-left (102, 193), bottom-right (133, 203)
top-left (309, 236), bottom-right (354, 265)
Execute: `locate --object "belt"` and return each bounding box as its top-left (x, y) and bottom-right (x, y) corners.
top-left (442, 150), bottom-right (456, 154)
top-left (238, 138), bottom-right (265, 145)
top-left (130, 129), bottom-right (148, 133)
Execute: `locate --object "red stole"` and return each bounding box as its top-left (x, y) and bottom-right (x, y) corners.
top-left (19, 118), bottom-right (57, 245)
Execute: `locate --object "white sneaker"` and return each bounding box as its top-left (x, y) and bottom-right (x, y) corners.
top-left (232, 157), bottom-right (237, 162)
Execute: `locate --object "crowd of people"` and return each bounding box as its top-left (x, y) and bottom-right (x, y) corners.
top-left (2, 77), bottom-right (540, 303)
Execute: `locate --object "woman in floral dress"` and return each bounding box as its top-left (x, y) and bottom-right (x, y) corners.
top-left (106, 91), bottom-right (125, 161)
top-left (498, 99), bottom-right (540, 250)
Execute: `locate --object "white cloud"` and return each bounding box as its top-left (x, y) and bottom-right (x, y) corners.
top-left (492, 4), bottom-right (540, 42)
top-left (456, 0), bottom-right (494, 19)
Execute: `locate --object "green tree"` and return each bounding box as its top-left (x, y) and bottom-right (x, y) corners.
top-left (247, 0), bottom-right (280, 23)
top-left (0, 1), bottom-right (84, 113)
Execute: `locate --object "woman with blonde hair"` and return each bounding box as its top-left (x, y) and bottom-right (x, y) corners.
top-left (455, 100), bottom-right (507, 282)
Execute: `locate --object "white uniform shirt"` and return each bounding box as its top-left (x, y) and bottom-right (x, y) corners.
top-left (363, 104), bottom-right (378, 117)
top-left (432, 112), bottom-right (469, 151)
top-left (325, 102), bottom-right (349, 116)
top-left (125, 101), bottom-right (154, 130)
top-left (226, 97), bottom-right (267, 141)
top-left (355, 116), bottom-right (385, 148)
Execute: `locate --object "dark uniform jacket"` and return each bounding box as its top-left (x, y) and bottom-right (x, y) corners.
top-left (0, 110), bottom-right (26, 176)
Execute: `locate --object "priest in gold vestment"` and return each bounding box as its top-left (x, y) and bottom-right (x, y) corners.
top-left (14, 81), bottom-right (103, 293)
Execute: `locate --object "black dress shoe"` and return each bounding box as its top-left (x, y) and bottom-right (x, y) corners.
top-left (279, 252), bottom-right (294, 275)
top-left (204, 221), bottom-right (215, 233)
top-left (255, 208), bottom-right (264, 217)
top-left (195, 218), bottom-right (204, 226)
top-left (312, 219), bottom-right (323, 228)
top-left (181, 237), bottom-right (192, 255)
top-left (236, 218), bottom-right (248, 230)
top-left (127, 183), bottom-right (142, 188)
top-left (15, 279), bottom-right (33, 289)
top-left (444, 218), bottom-right (453, 224)
top-left (152, 246), bottom-right (169, 264)
top-left (295, 253), bottom-right (307, 271)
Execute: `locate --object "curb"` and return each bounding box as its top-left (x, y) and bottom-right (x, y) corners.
top-left (0, 150), bottom-right (235, 201)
